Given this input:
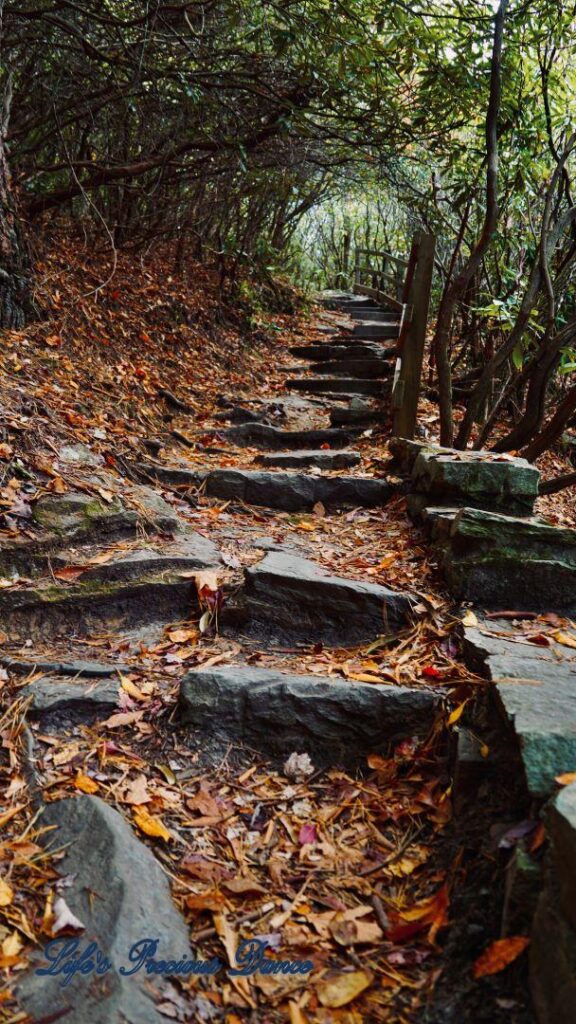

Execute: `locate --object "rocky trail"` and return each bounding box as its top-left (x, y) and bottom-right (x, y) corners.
top-left (1, 291), bottom-right (575, 1024)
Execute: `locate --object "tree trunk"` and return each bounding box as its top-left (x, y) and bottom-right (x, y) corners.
top-left (522, 382), bottom-right (576, 462)
top-left (0, 0), bottom-right (33, 328)
top-left (432, 0), bottom-right (508, 446)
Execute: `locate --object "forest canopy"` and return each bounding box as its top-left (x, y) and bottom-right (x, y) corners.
top-left (1, 0), bottom-right (576, 454)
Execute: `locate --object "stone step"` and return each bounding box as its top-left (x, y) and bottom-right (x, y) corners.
top-left (178, 665), bottom-right (437, 763)
top-left (17, 796), bottom-right (192, 1024)
top-left (202, 468), bottom-right (393, 511)
top-left (462, 618), bottom-right (576, 797)
top-left (222, 422), bottom-right (358, 449)
top-left (289, 343), bottom-right (394, 361)
top-left (309, 358), bottom-right (392, 379)
top-left (349, 309), bottom-right (402, 321)
top-left (228, 550), bottom-right (416, 644)
top-left (254, 449), bottom-right (361, 470)
top-left (352, 323), bottom-right (400, 339)
top-left (286, 377), bottom-right (384, 396)
top-left (0, 488), bottom-right (182, 577)
top-left (330, 401), bottom-right (381, 427)
top-left (0, 571), bottom-right (201, 640)
top-left (407, 444), bottom-right (540, 518)
top-left (317, 292), bottom-right (375, 309)
top-left (21, 675), bottom-right (121, 722)
top-left (434, 507), bottom-right (576, 611)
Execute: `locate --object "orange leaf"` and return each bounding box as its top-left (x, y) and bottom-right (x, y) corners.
top-left (556, 771), bottom-right (576, 787)
top-left (74, 772), bottom-right (99, 794)
top-left (473, 936), bottom-right (530, 978)
top-left (133, 808), bottom-right (171, 842)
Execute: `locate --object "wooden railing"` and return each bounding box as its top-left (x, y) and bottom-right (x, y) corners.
top-left (353, 234), bottom-right (436, 440)
top-left (353, 246), bottom-right (408, 306)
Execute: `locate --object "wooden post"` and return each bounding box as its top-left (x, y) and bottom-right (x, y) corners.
top-left (392, 232), bottom-right (436, 440)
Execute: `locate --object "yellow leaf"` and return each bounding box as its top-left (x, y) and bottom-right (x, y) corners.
top-left (461, 610), bottom-right (478, 627)
top-left (120, 677), bottom-right (147, 702)
top-left (133, 808), bottom-right (171, 842)
top-left (74, 772), bottom-right (99, 794)
top-left (296, 521), bottom-right (316, 532)
top-left (346, 672), bottom-right (382, 684)
top-left (552, 630), bottom-right (576, 649)
top-left (2, 931), bottom-right (22, 957)
top-left (0, 877), bottom-right (13, 906)
top-left (288, 1003), bottom-right (309, 1024)
top-left (317, 969), bottom-right (373, 1008)
top-left (447, 700), bottom-right (468, 727)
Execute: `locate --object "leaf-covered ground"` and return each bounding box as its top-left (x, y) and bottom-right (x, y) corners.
top-left (0, 234), bottom-right (569, 1021)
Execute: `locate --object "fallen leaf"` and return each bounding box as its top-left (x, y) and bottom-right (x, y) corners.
top-left (473, 936), bottom-right (530, 978)
top-left (133, 808), bottom-right (171, 842)
top-left (461, 610), bottom-right (478, 626)
top-left (298, 823), bottom-right (318, 845)
top-left (74, 772), bottom-right (99, 794)
top-left (556, 772), bottom-right (576, 787)
top-left (0, 877), bottom-right (13, 907)
top-left (552, 630), bottom-right (576, 649)
top-left (316, 969), bottom-right (373, 1007)
top-left (52, 897), bottom-right (85, 934)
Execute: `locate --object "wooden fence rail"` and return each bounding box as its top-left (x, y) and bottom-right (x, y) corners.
top-left (351, 233), bottom-right (436, 440)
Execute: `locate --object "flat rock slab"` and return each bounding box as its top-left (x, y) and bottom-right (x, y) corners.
top-left (438, 507), bottom-right (576, 610)
top-left (462, 620), bottom-right (576, 796)
top-left (21, 675), bottom-right (120, 722)
top-left (179, 665), bottom-right (436, 762)
top-left (204, 469), bottom-right (392, 511)
top-left (18, 796), bottom-right (192, 1024)
top-left (1, 486), bottom-right (187, 577)
top-left (286, 378), bottom-right (383, 396)
top-left (330, 402), bottom-right (381, 427)
top-left (350, 310), bottom-right (401, 321)
top-left (254, 449), bottom-right (361, 470)
top-left (389, 437), bottom-right (454, 474)
top-left (0, 574), bottom-right (198, 639)
top-left (2, 656), bottom-right (131, 676)
top-left (411, 449), bottom-right (539, 515)
top-left (223, 422), bottom-right (357, 449)
top-left (549, 782), bottom-right (576, 931)
top-left (309, 358), bottom-right (392, 379)
top-left (352, 323), bottom-right (399, 338)
top-left (234, 550), bottom-right (416, 643)
top-left (290, 343), bottom-right (392, 361)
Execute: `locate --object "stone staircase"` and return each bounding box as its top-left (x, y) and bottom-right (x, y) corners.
top-left (13, 292), bottom-right (448, 1023)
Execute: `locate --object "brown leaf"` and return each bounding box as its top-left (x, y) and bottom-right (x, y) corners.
top-left (473, 936), bottom-right (530, 978)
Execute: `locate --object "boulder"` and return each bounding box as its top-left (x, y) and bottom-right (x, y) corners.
top-left (179, 665), bottom-right (436, 761)
top-left (204, 469), bottom-right (392, 511)
top-left (17, 796), bottom-right (193, 1024)
top-left (253, 449), bottom-right (361, 470)
top-left (233, 550), bottom-right (416, 643)
top-left (411, 449), bottom-right (539, 515)
top-left (439, 507), bottom-right (576, 610)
